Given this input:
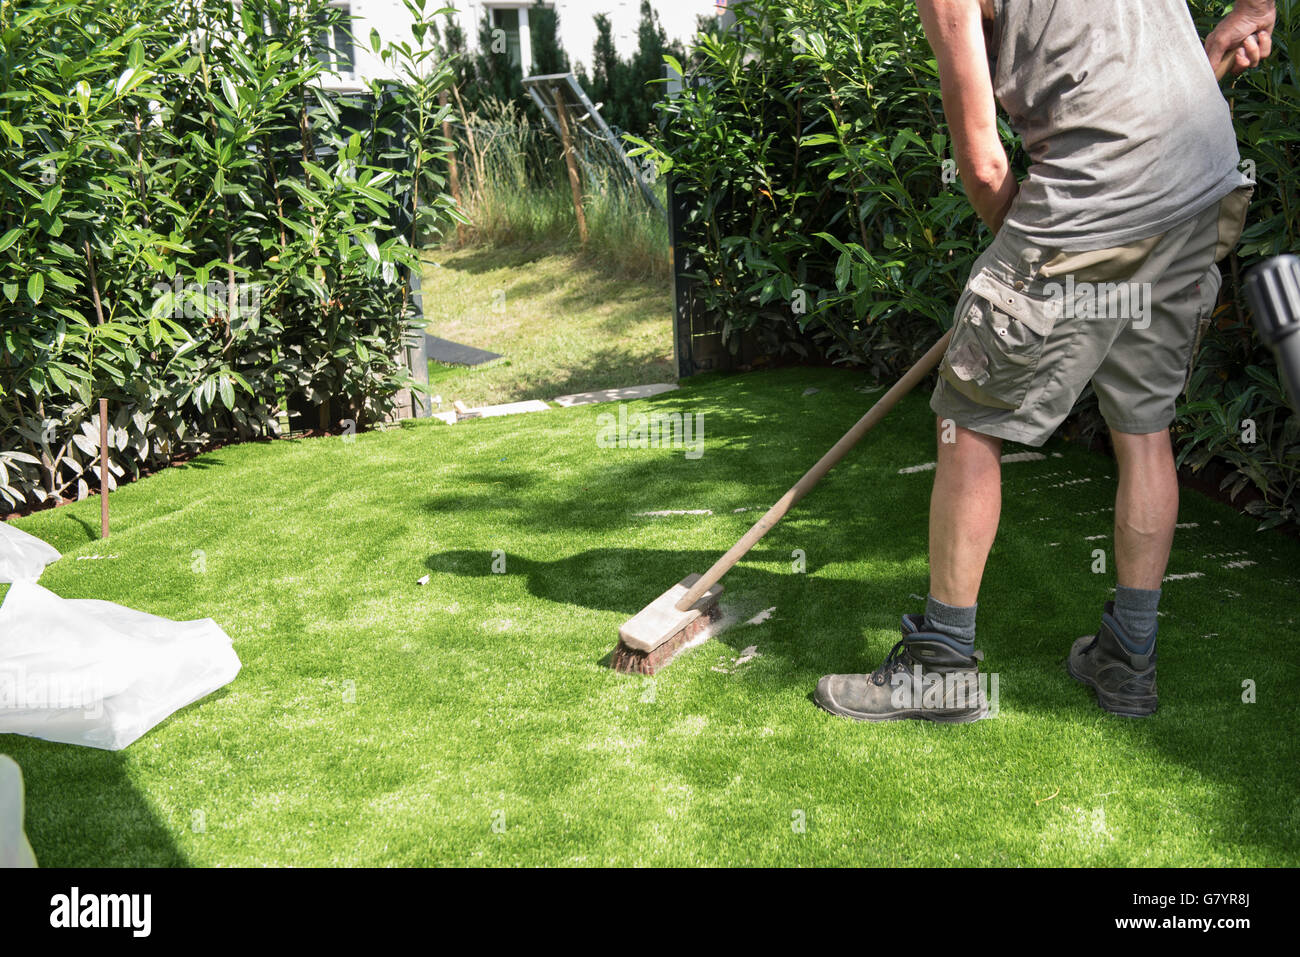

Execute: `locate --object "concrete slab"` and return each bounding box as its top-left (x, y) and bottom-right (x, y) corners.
top-left (553, 383), bottom-right (679, 408)
top-left (431, 400), bottom-right (551, 424)
top-left (469, 399), bottom-right (551, 419)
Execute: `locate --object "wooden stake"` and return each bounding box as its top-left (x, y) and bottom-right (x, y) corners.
top-left (552, 87), bottom-right (588, 245)
top-left (99, 397), bottom-right (109, 539)
top-left (83, 233), bottom-right (109, 539)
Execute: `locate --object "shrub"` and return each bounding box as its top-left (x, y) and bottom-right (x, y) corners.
top-left (0, 0), bottom-right (460, 510)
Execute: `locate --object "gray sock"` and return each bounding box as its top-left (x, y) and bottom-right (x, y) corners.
top-left (1113, 585), bottom-right (1160, 650)
top-left (923, 594), bottom-right (977, 652)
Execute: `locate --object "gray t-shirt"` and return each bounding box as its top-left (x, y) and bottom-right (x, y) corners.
top-left (989, 0), bottom-right (1249, 250)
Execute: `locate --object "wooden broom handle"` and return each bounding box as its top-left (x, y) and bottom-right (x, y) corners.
top-left (1213, 41), bottom-right (1252, 82)
top-left (675, 330), bottom-right (953, 612)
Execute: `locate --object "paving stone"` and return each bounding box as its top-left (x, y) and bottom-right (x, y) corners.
top-left (553, 383), bottom-right (678, 407)
top-left (469, 399), bottom-right (551, 419)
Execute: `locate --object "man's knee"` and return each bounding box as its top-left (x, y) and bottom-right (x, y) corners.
top-left (1110, 427), bottom-right (1174, 467)
top-left (936, 416), bottom-right (1003, 457)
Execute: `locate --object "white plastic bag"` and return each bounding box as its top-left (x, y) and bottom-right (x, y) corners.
top-left (0, 521), bottom-right (61, 583)
top-left (0, 581), bottom-right (240, 751)
top-left (0, 755), bottom-right (37, 867)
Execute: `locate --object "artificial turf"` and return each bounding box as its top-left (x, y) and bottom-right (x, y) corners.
top-left (3, 366), bottom-right (1298, 866)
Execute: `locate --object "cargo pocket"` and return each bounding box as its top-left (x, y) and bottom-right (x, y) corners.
top-left (1213, 184), bottom-right (1252, 262)
top-left (939, 268), bottom-right (1059, 411)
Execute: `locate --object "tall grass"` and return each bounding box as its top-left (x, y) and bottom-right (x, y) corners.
top-left (451, 99), bottom-right (670, 281)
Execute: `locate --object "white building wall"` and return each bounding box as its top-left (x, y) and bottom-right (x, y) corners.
top-left (323, 1), bottom-right (719, 89)
top-left (342, 0), bottom-right (409, 86)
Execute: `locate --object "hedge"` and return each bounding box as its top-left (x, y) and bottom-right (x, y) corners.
top-left (0, 0), bottom-right (460, 510)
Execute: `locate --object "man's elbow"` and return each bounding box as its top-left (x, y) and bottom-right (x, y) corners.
top-left (960, 153), bottom-right (1009, 193)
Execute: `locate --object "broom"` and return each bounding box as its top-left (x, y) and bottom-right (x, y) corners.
top-left (610, 330), bottom-right (953, 674)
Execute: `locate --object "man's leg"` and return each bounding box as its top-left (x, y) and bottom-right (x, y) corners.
top-left (1111, 429), bottom-right (1178, 589)
top-left (812, 417), bottom-right (998, 723)
top-left (1064, 427), bottom-right (1170, 717)
top-left (929, 418), bottom-right (1004, 608)
top-left (1069, 202), bottom-right (1225, 717)
top-left (1108, 428), bottom-right (1178, 642)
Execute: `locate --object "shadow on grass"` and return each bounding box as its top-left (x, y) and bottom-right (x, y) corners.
top-left (1, 738), bottom-right (188, 867)
top-left (419, 395), bottom-right (926, 541)
top-left (502, 272), bottom-right (667, 317)
top-left (12, 452), bottom-right (234, 554)
top-left (428, 242), bottom-right (557, 275)
top-left (428, 539), bottom-right (1299, 861)
top-left (415, 370), bottom-right (1300, 862)
top-left (63, 512), bottom-right (99, 546)
top-left (425, 545), bottom-right (896, 618)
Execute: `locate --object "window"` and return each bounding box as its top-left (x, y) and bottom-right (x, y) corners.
top-left (489, 7), bottom-right (523, 69)
top-left (313, 2), bottom-right (355, 76)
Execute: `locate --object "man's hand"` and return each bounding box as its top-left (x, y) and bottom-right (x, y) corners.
top-left (1205, 0), bottom-right (1276, 80)
top-left (915, 0), bottom-right (1017, 233)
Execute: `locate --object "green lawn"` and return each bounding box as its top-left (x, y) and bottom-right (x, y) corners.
top-left (421, 243), bottom-right (675, 410)
top-left (4, 366), bottom-right (1299, 866)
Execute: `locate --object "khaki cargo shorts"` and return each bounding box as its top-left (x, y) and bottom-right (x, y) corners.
top-left (930, 185), bottom-right (1253, 445)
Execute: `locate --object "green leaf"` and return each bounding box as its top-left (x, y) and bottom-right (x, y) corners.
top-left (221, 76), bottom-right (240, 112)
top-left (282, 179), bottom-right (323, 208)
top-left (0, 119), bottom-right (22, 147)
top-left (47, 269), bottom-right (79, 291)
top-left (114, 66), bottom-right (151, 97)
top-left (27, 273), bottom-right (44, 304)
top-left (834, 251), bottom-right (851, 292)
top-left (47, 363), bottom-right (69, 392)
top-left (0, 227), bottom-right (23, 252)
top-left (350, 183), bottom-right (392, 205)
top-left (40, 185), bottom-right (62, 215)
top-left (302, 161), bottom-right (333, 190)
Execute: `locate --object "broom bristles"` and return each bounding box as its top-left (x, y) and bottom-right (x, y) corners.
top-left (609, 599), bottom-right (721, 675)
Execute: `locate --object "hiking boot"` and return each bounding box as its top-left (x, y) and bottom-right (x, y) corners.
top-left (1067, 602), bottom-right (1157, 717)
top-left (815, 618), bottom-right (988, 723)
